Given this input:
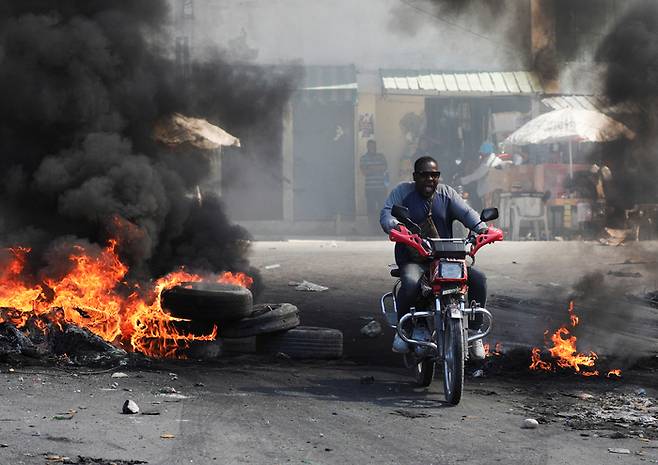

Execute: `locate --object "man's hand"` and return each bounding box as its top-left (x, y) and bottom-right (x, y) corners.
top-left (475, 223), bottom-right (489, 235)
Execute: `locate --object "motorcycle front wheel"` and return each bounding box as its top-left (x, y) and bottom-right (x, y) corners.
top-left (442, 318), bottom-right (465, 405)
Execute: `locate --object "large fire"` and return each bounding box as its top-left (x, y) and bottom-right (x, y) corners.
top-left (530, 301), bottom-right (621, 378)
top-left (0, 240), bottom-right (252, 358)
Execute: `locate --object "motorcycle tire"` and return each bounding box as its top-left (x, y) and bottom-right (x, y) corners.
top-left (161, 282), bottom-right (253, 324)
top-left (414, 358), bottom-right (435, 387)
top-left (442, 317), bottom-right (465, 405)
top-left (256, 326), bottom-right (343, 359)
top-left (218, 303), bottom-right (300, 339)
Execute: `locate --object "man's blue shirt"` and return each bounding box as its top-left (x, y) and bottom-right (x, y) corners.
top-left (380, 182), bottom-right (481, 238)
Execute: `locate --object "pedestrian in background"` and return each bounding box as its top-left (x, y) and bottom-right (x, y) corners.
top-left (360, 140), bottom-right (388, 233)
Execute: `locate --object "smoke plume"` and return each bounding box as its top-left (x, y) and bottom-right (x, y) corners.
top-left (596, 0), bottom-right (658, 212)
top-left (388, 0), bottom-right (529, 71)
top-left (0, 2), bottom-right (296, 283)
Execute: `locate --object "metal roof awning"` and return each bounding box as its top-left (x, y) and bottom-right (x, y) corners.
top-left (380, 69), bottom-right (543, 96)
top-left (296, 65), bottom-right (358, 104)
top-left (541, 95), bottom-right (638, 115)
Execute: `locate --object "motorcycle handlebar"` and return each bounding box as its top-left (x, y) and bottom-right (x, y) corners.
top-left (389, 225), bottom-right (504, 258)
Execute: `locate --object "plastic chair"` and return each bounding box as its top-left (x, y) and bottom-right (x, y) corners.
top-left (509, 196), bottom-right (550, 240)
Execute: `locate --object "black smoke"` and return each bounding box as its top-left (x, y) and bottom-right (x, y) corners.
top-left (0, 2), bottom-right (297, 283)
top-left (592, 1), bottom-right (658, 219)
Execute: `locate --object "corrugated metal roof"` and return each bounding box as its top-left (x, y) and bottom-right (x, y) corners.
top-left (541, 95), bottom-right (638, 114)
top-left (297, 65), bottom-right (358, 103)
top-left (380, 69), bottom-right (543, 96)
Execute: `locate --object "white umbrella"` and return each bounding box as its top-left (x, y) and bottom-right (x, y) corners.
top-left (505, 108), bottom-right (635, 145)
top-left (504, 108), bottom-right (635, 177)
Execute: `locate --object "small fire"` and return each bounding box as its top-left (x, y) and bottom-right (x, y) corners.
top-left (529, 301), bottom-right (621, 378)
top-left (0, 240), bottom-right (252, 358)
top-left (607, 369), bottom-right (622, 378)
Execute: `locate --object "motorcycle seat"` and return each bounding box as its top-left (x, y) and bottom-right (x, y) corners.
top-left (390, 268), bottom-right (400, 278)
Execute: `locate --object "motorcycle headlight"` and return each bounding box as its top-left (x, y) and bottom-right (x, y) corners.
top-left (439, 261), bottom-right (464, 279)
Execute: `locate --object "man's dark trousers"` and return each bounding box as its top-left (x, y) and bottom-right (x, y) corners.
top-left (396, 262), bottom-right (487, 329)
top-left (366, 188), bottom-right (386, 232)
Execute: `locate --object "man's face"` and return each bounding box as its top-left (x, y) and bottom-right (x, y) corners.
top-left (413, 160), bottom-right (440, 198)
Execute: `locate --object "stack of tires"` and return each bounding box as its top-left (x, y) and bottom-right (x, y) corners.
top-left (161, 282), bottom-right (342, 359)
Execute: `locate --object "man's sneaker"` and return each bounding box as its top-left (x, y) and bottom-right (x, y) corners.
top-left (469, 339), bottom-right (486, 360)
top-left (412, 325), bottom-right (431, 356)
top-left (392, 333), bottom-right (410, 353)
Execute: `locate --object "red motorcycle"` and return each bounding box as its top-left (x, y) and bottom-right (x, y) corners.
top-left (380, 205), bottom-right (503, 405)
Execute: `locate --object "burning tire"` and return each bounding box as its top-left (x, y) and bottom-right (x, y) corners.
top-left (219, 303), bottom-right (300, 339)
top-left (256, 326), bottom-right (343, 359)
top-left (161, 282), bottom-right (253, 323)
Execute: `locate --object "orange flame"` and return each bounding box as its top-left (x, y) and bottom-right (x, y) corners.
top-left (529, 301), bottom-right (621, 377)
top-left (607, 369), bottom-right (622, 378)
top-left (0, 240), bottom-right (252, 358)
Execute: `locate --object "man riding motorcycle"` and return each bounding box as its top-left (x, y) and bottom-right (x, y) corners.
top-left (380, 156), bottom-right (489, 359)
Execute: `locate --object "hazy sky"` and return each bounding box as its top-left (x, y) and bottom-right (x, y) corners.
top-left (183, 0), bottom-right (529, 71)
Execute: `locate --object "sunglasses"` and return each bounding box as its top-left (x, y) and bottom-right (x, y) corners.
top-left (415, 171), bottom-right (441, 179)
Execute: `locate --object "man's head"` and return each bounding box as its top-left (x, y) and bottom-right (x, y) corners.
top-left (413, 156), bottom-right (440, 198)
top-left (478, 142), bottom-right (495, 158)
top-left (366, 140), bottom-right (376, 154)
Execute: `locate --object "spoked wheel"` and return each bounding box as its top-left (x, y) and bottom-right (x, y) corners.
top-left (442, 318), bottom-right (465, 405)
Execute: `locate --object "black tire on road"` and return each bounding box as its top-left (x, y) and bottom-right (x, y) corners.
top-left (443, 317), bottom-right (465, 405)
top-left (161, 282), bottom-right (253, 323)
top-left (219, 303), bottom-right (300, 339)
top-left (414, 358), bottom-right (435, 387)
top-left (256, 326), bottom-right (343, 359)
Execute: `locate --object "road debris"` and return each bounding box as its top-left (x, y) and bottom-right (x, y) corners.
top-left (360, 320), bottom-right (382, 338)
top-left (289, 280), bottom-right (329, 292)
top-left (111, 372), bottom-right (129, 378)
top-left (52, 409), bottom-right (76, 420)
top-left (122, 399), bottom-right (140, 414)
top-left (521, 418), bottom-right (539, 429)
top-left (390, 409), bottom-right (431, 419)
top-left (517, 389), bottom-right (658, 439)
top-left (264, 264), bottom-right (281, 270)
top-left (160, 433), bottom-right (176, 439)
top-left (608, 448), bottom-right (631, 455)
top-left (607, 270), bottom-right (642, 278)
top-left (45, 455), bottom-right (70, 462)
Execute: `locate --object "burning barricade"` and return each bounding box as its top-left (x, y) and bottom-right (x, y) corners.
top-left (530, 301), bottom-right (622, 378)
top-left (0, 238), bottom-right (253, 363)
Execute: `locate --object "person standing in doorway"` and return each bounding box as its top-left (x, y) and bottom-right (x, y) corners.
top-left (360, 140), bottom-right (388, 233)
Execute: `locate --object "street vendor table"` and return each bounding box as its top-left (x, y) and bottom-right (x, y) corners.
top-left (547, 198), bottom-right (592, 235)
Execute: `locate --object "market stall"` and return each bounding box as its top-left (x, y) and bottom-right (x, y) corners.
top-left (490, 108), bottom-right (636, 239)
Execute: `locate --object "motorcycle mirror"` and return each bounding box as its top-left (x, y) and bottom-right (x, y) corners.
top-left (391, 205), bottom-right (411, 223)
top-left (480, 207), bottom-right (499, 222)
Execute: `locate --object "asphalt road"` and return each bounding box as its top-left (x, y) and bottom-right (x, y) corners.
top-left (1, 240), bottom-right (657, 465)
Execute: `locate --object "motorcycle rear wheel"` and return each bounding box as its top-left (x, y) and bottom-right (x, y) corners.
top-left (442, 318), bottom-right (465, 405)
top-left (414, 358), bottom-right (435, 387)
